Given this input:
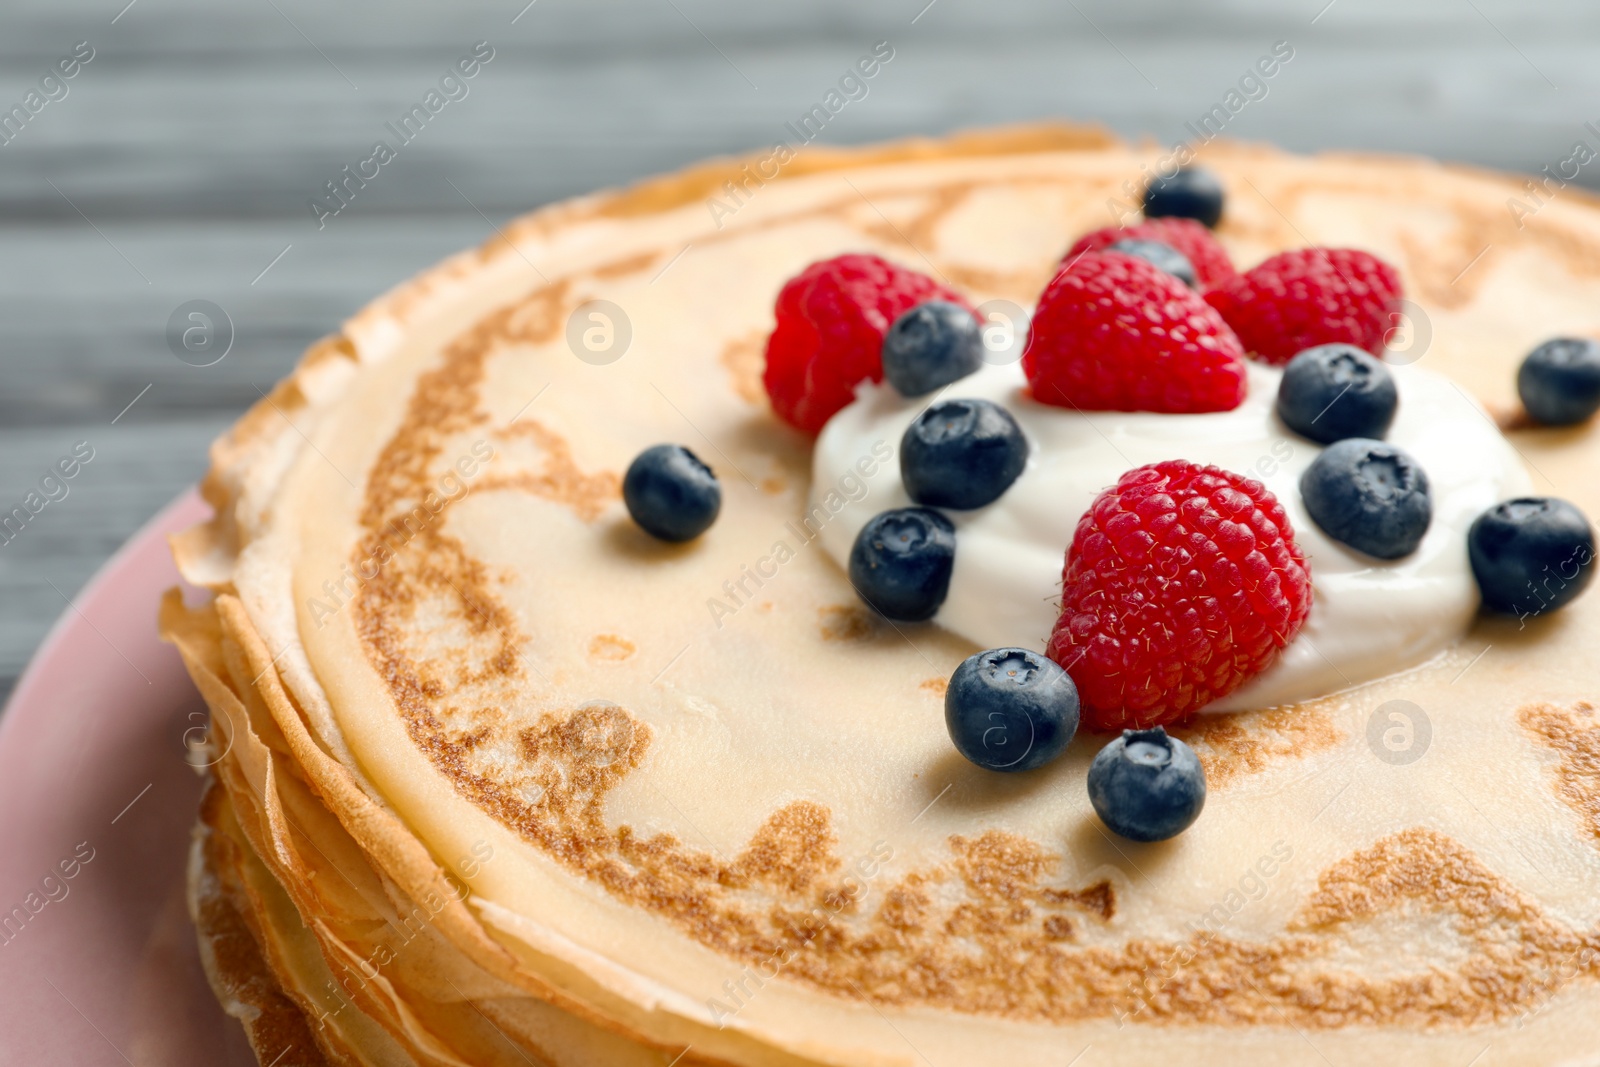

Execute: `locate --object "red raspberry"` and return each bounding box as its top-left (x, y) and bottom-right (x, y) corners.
top-left (1206, 247), bottom-right (1403, 365)
top-left (1047, 461), bottom-right (1311, 730)
top-left (1062, 217), bottom-right (1237, 291)
top-left (1023, 252), bottom-right (1247, 414)
top-left (762, 254), bottom-right (969, 435)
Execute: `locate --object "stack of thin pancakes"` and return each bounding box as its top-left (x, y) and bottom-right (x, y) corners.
top-left (164, 124), bottom-right (1600, 1066)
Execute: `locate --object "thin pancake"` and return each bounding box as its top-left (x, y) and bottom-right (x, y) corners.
top-left (171, 124), bottom-right (1600, 1065)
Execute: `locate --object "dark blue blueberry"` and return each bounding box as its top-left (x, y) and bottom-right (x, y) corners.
top-left (1300, 438), bottom-right (1431, 559)
top-left (1107, 238), bottom-right (1197, 289)
top-left (848, 507), bottom-right (955, 622)
top-left (945, 648), bottom-right (1079, 772)
top-left (1087, 727), bottom-right (1206, 842)
top-left (900, 398), bottom-right (1029, 510)
top-left (1468, 497), bottom-right (1596, 618)
top-left (881, 300), bottom-right (985, 397)
top-left (622, 444), bottom-right (721, 542)
top-left (1276, 343), bottom-right (1398, 445)
top-left (1517, 337), bottom-right (1600, 426)
top-left (1142, 166), bottom-right (1224, 229)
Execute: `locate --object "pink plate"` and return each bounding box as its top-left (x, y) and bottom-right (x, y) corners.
top-left (0, 489), bottom-right (255, 1065)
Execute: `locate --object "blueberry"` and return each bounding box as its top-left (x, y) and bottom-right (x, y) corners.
top-left (1142, 166), bottom-right (1225, 229)
top-left (900, 399), bottom-right (1029, 510)
top-left (848, 507), bottom-right (956, 622)
top-left (1087, 727), bottom-right (1206, 842)
top-left (881, 300), bottom-right (985, 397)
top-left (1468, 497), bottom-right (1596, 618)
top-left (622, 444), bottom-right (721, 542)
top-left (1107, 238), bottom-right (1197, 289)
top-left (1517, 337), bottom-right (1600, 426)
top-left (945, 648), bottom-right (1079, 772)
top-left (1300, 438), bottom-right (1431, 559)
top-left (1276, 343), bottom-right (1398, 445)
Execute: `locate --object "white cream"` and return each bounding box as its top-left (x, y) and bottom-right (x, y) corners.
top-left (813, 360), bottom-right (1530, 712)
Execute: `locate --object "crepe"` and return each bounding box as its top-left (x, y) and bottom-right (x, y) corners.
top-left (165, 122), bottom-right (1600, 1066)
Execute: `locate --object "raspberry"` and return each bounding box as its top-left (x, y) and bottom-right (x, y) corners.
top-left (1023, 252), bottom-right (1247, 414)
top-left (1046, 461), bottom-right (1311, 730)
top-left (1063, 217), bottom-right (1237, 291)
top-left (762, 254), bottom-right (969, 435)
top-left (1206, 247), bottom-right (1403, 365)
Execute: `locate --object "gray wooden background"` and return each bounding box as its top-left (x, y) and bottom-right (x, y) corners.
top-left (2, 0), bottom-right (1598, 704)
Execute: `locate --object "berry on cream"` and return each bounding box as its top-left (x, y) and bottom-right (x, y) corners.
top-left (814, 358), bottom-right (1530, 714)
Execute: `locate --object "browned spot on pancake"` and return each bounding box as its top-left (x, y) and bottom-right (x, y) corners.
top-left (952, 831), bottom-right (1116, 921)
top-left (452, 725), bottom-right (490, 750)
top-left (519, 703), bottom-right (646, 786)
top-left (720, 330), bottom-right (768, 406)
top-left (1179, 704), bottom-right (1340, 787)
top-left (1042, 915), bottom-right (1076, 941)
top-left (1520, 702), bottom-right (1600, 843)
top-left (481, 419), bottom-right (620, 522)
top-left (1107, 829), bottom-right (1599, 1029)
top-left (592, 250), bottom-right (658, 278)
top-left (762, 826), bottom-right (1598, 1027)
top-left (760, 475), bottom-right (786, 495)
top-left (819, 604), bottom-right (876, 641)
top-left (856, 182), bottom-right (975, 258)
top-left (588, 634), bottom-right (635, 661)
top-left (919, 677), bottom-right (948, 697)
top-left (951, 831), bottom-right (1053, 902)
top-left (876, 873), bottom-right (933, 932)
top-left (501, 280), bottom-right (572, 346)
top-left (1298, 827), bottom-right (1539, 930)
top-left (1043, 880), bottom-right (1116, 923)
top-left (348, 176), bottom-right (1600, 1030)
top-left (851, 183), bottom-right (1055, 294)
top-left (726, 802), bottom-right (840, 895)
top-left (947, 831), bottom-right (1049, 895)
top-left (359, 279), bottom-right (569, 532)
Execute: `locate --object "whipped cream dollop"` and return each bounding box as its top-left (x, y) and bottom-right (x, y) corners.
top-left (813, 360), bottom-right (1530, 712)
